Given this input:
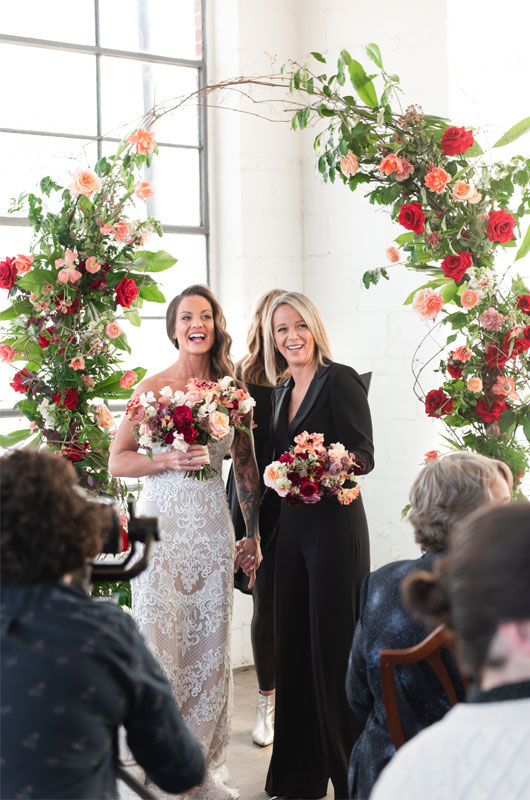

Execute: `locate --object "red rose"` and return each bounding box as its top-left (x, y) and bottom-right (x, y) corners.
top-left (524, 326), bottom-right (530, 346)
top-left (115, 276), bottom-right (139, 308)
top-left (288, 471), bottom-right (303, 486)
top-left (285, 493), bottom-right (303, 507)
top-left (475, 397), bottom-right (508, 422)
top-left (502, 332), bottom-right (528, 359)
top-left (398, 202), bottom-right (425, 234)
top-left (278, 452), bottom-right (294, 465)
top-left (162, 430), bottom-right (175, 444)
top-left (62, 441), bottom-right (89, 462)
top-left (440, 252), bottom-right (473, 283)
top-left (447, 360), bottom-right (463, 379)
top-left (487, 209), bottom-right (516, 243)
top-left (89, 277), bottom-right (107, 292)
top-left (10, 368), bottom-right (33, 394)
top-left (0, 257), bottom-right (17, 290)
top-left (300, 480), bottom-right (319, 497)
top-left (53, 388), bottom-right (79, 410)
top-left (424, 388), bottom-right (454, 417)
top-left (311, 465), bottom-right (324, 481)
top-left (485, 343), bottom-right (508, 369)
top-left (172, 404), bottom-right (194, 428)
top-left (38, 333), bottom-right (51, 348)
top-left (440, 126), bottom-right (475, 156)
top-left (183, 425), bottom-right (198, 445)
top-left (517, 294), bottom-right (530, 316)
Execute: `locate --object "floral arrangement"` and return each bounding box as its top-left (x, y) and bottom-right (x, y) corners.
top-left (264, 431), bottom-right (361, 506)
top-left (0, 127), bottom-right (176, 507)
top-left (278, 46), bottom-right (530, 483)
top-left (126, 376), bottom-right (255, 479)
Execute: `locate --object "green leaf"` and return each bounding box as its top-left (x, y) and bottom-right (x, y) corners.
top-left (403, 277), bottom-right (448, 305)
top-left (348, 60), bottom-right (378, 108)
top-left (394, 232), bottom-right (415, 245)
top-left (132, 249), bottom-right (177, 272)
top-left (523, 415), bottom-right (530, 444)
top-left (139, 284), bottom-right (166, 303)
top-left (0, 428), bottom-right (33, 447)
top-left (0, 299), bottom-right (33, 321)
top-left (125, 308), bottom-right (142, 327)
top-left (17, 269), bottom-right (56, 292)
top-left (515, 224), bottom-right (530, 262)
top-left (401, 503), bottom-right (411, 520)
top-left (498, 409), bottom-right (517, 435)
top-left (112, 332), bottom-right (131, 354)
top-left (311, 51), bottom-right (326, 63)
top-left (493, 116), bottom-right (530, 148)
top-left (440, 282), bottom-right (458, 303)
top-left (464, 140), bottom-right (484, 157)
top-left (365, 43), bottom-right (382, 69)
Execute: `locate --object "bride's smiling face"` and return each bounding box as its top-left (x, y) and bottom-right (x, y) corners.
top-left (273, 303), bottom-right (316, 370)
top-left (174, 295), bottom-right (215, 354)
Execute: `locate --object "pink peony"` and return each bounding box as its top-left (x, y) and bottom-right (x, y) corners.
top-left (106, 322), bottom-right (122, 339)
top-left (340, 150), bottom-right (359, 178)
top-left (479, 307), bottom-right (505, 331)
top-left (135, 181), bottom-right (154, 201)
top-left (413, 288), bottom-right (444, 321)
top-left (120, 370), bottom-right (138, 389)
top-left (14, 254), bottom-right (33, 274)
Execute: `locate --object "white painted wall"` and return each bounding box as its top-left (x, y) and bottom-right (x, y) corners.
top-left (208, 0), bottom-right (530, 667)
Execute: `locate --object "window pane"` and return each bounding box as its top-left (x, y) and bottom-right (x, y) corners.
top-left (149, 146), bottom-right (201, 226)
top-left (136, 232), bottom-right (207, 315)
top-left (0, 133), bottom-right (98, 216)
top-left (0, 226), bottom-right (34, 259)
top-left (99, 56), bottom-right (199, 146)
top-left (0, 0), bottom-right (95, 45)
top-left (0, 45), bottom-right (97, 136)
top-left (99, 0), bottom-right (200, 61)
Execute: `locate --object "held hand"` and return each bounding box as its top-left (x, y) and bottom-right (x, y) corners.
top-left (235, 536), bottom-right (263, 590)
top-left (164, 445), bottom-right (209, 472)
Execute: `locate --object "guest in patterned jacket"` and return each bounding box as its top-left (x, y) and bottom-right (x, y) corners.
top-left (0, 449), bottom-right (205, 800)
top-left (346, 451), bottom-right (512, 799)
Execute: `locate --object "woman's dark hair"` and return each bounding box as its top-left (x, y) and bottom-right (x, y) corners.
top-left (1, 450), bottom-right (110, 583)
top-left (165, 284), bottom-right (234, 380)
top-left (403, 503), bottom-right (530, 674)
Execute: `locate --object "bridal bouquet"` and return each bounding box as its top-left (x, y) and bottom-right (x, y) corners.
top-left (126, 376), bottom-right (255, 478)
top-left (264, 431), bottom-right (361, 506)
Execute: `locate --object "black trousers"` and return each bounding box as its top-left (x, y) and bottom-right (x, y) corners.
top-left (251, 535), bottom-right (276, 691)
top-left (265, 516), bottom-right (367, 799)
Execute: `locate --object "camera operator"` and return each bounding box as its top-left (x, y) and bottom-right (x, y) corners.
top-left (1, 449), bottom-right (205, 800)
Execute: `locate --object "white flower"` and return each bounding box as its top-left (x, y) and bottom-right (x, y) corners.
top-left (37, 398), bottom-right (50, 413)
top-left (276, 476), bottom-right (293, 496)
top-left (239, 397), bottom-right (256, 415)
top-left (140, 391), bottom-right (156, 405)
top-left (146, 405), bottom-right (157, 417)
top-left (139, 434), bottom-right (154, 448)
top-left (172, 434), bottom-right (188, 452)
top-left (159, 385), bottom-right (173, 398)
top-left (219, 376), bottom-right (233, 390)
top-left (173, 390), bottom-right (186, 405)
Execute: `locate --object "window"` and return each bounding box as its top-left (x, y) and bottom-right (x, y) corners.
top-left (0, 0), bottom-right (208, 435)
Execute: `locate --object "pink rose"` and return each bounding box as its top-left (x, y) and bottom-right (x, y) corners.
top-left (85, 256), bottom-right (101, 273)
top-left (120, 370), bottom-right (138, 389)
top-left (340, 150), bottom-right (359, 178)
top-left (14, 254), bottom-right (33, 274)
top-left (135, 181), bottom-right (154, 201)
top-left (208, 410), bottom-right (231, 440)
top-left (379, 154), bottom-right (402, 176)
top-left (106, 322), bottom-right (121, 339)
top-left (413, 288), bottom-right (444, 321)
top-left (69, 167), bottom-right (102, 198)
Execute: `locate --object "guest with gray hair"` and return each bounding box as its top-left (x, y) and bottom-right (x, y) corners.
top-left (346, 451), bottom-right (512, 799)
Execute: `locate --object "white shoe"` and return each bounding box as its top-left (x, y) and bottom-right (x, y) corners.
top-left (252, 691), bottom-right (275, 746)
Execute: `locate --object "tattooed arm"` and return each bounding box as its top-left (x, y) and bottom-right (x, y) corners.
top-left (231, 420), bottom-right (262, 588)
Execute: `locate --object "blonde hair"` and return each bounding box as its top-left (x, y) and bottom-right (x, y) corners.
top-left (237, 289), bottom-right (286, 386)
top-left (408, 451), bottom-right (513, 553)
top-left (263, 292), bottom-right (333, 384)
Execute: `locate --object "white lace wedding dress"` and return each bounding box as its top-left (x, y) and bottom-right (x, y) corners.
top-left (129, 432), bottom-right (238, 800)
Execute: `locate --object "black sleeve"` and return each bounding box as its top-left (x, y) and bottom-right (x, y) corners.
top-left (122, 619), bottom-right (205, 794)
top-left (330, 365), bottom-right (374, 474)
top-left (346, 574), bottom-right (374, 726)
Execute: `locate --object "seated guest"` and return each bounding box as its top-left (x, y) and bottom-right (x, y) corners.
top-left (0, 449), bottom-right (205, 800)
top-left (372, 502), bottom-right (530, 800)
top-left (346, 451), bottom-right (512, 799)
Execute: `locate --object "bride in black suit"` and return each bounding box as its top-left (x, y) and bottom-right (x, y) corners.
top-left (263, 292), bottom-right (374, 800)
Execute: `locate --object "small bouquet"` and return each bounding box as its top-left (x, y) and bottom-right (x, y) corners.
top-left (126, 376), bottom-right (255, 479)
top-left (264, 431), bottom-right (361, 506)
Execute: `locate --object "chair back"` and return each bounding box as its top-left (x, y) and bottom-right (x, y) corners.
top-left (380, 624), bottom-right (464, 750)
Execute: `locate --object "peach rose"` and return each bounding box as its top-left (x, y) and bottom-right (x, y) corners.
top-left (453, 345), bottom-right (472, 362)
top-left (85, 256), bottom-right (101, 273)
top-left (96, 404), bottom-right (115, 429)
top-left (126, 128), bottom-right (156, 154)
top-left (69, 167), bottom-right (102, 198)
top-left (120, 370), bottom-right (138, 389)
top-left (14, 254), bottom-right (33, 274)
top-left (106, 322), bottom-right (122, 339)
top-left (69, 356), bottom-right (85, 370)
top-left (340, 150), bottom-right (359, 178)
top-left (467, 377), bottom-right (483, 393)
top-left (100, 224), bottom-right (113, 235)
top-left (452, 181), bottom-right (475, 202)
top-left (424, 166), bottom-right (451, 194)
top-left (386, 246), bottom-right (400, 263)
top-left (461, 289), bottom-right (480, 308)
top-left (208, 410), bottom-right (231, 440)
top-left (468, 188), bottom-right (483, 204)
top-left (413, 288), bottom-right (444, 321)
top-left (379, 154), bottom-right (402, 176)
top-left (0, 344), bottom-right (17, 363)
top-left (135, 181), bottom-right (154, 201)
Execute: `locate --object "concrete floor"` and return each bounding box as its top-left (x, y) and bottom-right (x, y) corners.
top-left (228, 667), bottom-right (332, 800)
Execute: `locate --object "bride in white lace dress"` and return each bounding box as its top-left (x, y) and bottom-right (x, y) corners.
top-left (110, 285), bottom-right (262, 800)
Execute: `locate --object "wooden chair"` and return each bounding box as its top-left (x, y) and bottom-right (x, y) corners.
top-left (380, 624), bottom-right (465, 750)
